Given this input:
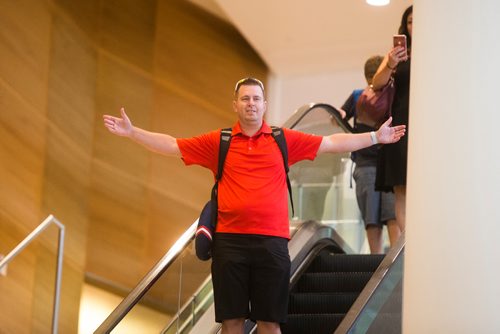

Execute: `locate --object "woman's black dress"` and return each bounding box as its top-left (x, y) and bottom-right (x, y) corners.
top-left (376, 59), bottom-right (411, 191)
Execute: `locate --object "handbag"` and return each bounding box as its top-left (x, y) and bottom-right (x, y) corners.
top-left (356, 76), bottom-right (395, 128)
top-left (195, 193), bottom-right (219, 261)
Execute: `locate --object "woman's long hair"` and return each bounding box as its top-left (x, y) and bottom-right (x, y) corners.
top-left (398, 5), bottom-right (413, 49)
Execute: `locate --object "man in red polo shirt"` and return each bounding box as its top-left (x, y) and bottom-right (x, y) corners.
top-left (103, 78), bottom-right (405, 334)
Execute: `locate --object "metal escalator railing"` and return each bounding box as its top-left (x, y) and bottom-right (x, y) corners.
top-left (161, 275), bottom-right (215, 334)
top-left (283, 102), bottom-right (353, 133)
top-left (334, 233), bottom-right (405, 334)
top-left (0, 214), bottom-right (65, 334)
top-left (93, 102), bottom-right (362, 333)
top-left (94, 221), bottom-right (197, 334)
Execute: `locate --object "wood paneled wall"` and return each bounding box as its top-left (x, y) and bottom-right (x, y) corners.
top-left (0, 0), bottom-right (268, 332)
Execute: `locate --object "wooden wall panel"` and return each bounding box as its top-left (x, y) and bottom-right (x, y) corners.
top-left (99, 0), bottom-right (157, 72)
top-left (0, 237), bottom-right (41, 334)
top-left (35, 11), bottom-right (98, 332)
top-left (88, 52), bottom-right (153, 287)
top-left (53, 0), bottom-right (100, 41)
top-left (1, 0), bottom-right (269, 330)
top-left (0, 89), bottom-right (47, 227)
top-left (0, 0), bottom-right (51, 332)
top-left (154, 0), bottom-right (267, 113)
top-left (0, 0), bottom-right (51, 110)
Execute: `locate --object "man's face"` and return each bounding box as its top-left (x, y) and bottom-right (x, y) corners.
top-left (233, 84), bottom-right (266, 126)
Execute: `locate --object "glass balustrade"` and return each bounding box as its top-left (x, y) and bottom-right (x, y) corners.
top-left (286, 104), bottom-right (366, 253)
top-left (345, 248), bottom-right (404, 334)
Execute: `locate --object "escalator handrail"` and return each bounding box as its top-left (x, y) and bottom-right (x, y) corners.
top-left (282, 102), bottom-right (354, 134)
top-left (94, 221), bottom-right (197, 334)
top-left (93, 102), bottom-right (350, 333)
top-left (334, 232), bottom-right (406, 334)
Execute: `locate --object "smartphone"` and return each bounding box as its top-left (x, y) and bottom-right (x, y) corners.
top-left (393, 34), bottom-right (407, 53)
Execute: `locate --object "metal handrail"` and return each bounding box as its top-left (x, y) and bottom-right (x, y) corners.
top-left (0, 214), bottom-right (65, 334)
top-left (94, 220), bottom-right (198, 334)
top-left (334, 231), bottom-right (406, 334)
top-left (282, 102), bottom-right (354, 133)
top-left (162, 275), bottom-right (214, 333)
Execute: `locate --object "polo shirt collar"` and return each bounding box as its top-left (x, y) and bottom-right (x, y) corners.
top-left (231, 121), bottom-right (272, 137)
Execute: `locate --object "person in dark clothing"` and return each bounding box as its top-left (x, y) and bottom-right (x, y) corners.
top-left (341, 56), bottom-right (401, 253)
top-left (372, 5), bottom-right (413, 234)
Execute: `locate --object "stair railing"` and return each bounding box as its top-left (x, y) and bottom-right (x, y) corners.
top-left (334, 231), bottom-right (405, 333)
top-left (0, 214), bottom-right (65, 334)
top-left (94, 220), bottom-right (198, 334)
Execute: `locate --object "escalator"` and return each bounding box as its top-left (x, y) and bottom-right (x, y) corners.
top-left (93, 103), bottom-right (404, 334)
top-left (282, 234), bottom-right (404, 334)
top-left (283, 249), bottom-right (384, 333)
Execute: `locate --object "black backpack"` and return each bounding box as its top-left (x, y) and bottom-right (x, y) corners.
top-left (195, 126), bottom-right (293, 261)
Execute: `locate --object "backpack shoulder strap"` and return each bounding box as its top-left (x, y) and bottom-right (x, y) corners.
top-left (270, 126), bottom-right (294, 216)
top-left (270, 126), bottom-right (289, 172)
top-left (211, 127), bottom-right (232, 212)
top-left (208, 128), bottom-right (232, 233)
top-left (352, 88), bottom-right (364, 104)
top-left (217, 128), bottom-right (232, 181)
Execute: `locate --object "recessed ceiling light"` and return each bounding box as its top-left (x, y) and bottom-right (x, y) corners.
top-left (367, 0), bottom-right (390, 6)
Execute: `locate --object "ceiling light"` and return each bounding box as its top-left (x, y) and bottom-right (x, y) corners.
top-left (367, 0), bottom-right (390, 6)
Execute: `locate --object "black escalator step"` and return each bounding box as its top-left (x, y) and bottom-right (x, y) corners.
top-left (298, 272), bottom-right (373, 293)
top-left (308, 253), bottom-right (385, 273)
top-left (288, 292), bottom-right (358, 314)
top-left (281, 313), bottom-right (344, 334)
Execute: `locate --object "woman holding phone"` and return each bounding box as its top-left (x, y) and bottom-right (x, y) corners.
top-left (371, 5), bottom-right (413, 236)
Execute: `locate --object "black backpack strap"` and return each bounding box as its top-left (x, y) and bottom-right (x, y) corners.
top-left (212, 127), bottom-right (232, 196)
top-left (216, 128), bottom-right (233, 181)
top-left (271, 126), bottom-right (294, 216)
top-left (210, 128), bottom-right (233, 229)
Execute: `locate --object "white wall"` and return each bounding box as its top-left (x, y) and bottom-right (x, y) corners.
top-left (404, 1), bottom-right (500, 332)
top-left (265, 2), bottom-right (500, 332)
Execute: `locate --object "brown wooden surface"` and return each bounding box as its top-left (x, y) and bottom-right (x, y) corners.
top-left (0, 0), bottom-right (268, 331)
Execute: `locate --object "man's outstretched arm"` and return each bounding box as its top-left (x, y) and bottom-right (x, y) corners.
top-left (103, 107), bottom-right (181, 157)
top-left (318, 117), bottom-right (406, 154)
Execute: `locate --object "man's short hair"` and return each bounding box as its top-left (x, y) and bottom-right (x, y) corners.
top-left (234, 77), bottom-right (265, 98)
top-left (364, 56), bottom-right (384, 83)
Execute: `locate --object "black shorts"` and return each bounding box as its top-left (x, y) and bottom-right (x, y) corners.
top-left (211, 233), bottom-right (290, 323)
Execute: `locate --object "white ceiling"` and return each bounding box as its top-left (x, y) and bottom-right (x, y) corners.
top-left (188, 0), bottom-right (412, 76)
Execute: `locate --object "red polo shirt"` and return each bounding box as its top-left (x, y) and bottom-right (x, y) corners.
top-left (177, 121), bottom-right (322, 239)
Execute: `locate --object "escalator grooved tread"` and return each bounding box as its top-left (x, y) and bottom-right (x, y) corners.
top-left (309, 252), bottom-right (384, 273)
top-left (288, 292), bottom-right (358, 314)
top-left (281, 313), bottom-right (345, 334)
top-left (297, 271), bottom-right (374, 293)
top-left (284, 248), bottom-right (387, 334)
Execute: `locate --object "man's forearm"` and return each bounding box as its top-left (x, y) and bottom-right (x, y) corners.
top-left (318, 132), bottom-right (373, 154)
top-left (129, 127), bottom-right (180, 156)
